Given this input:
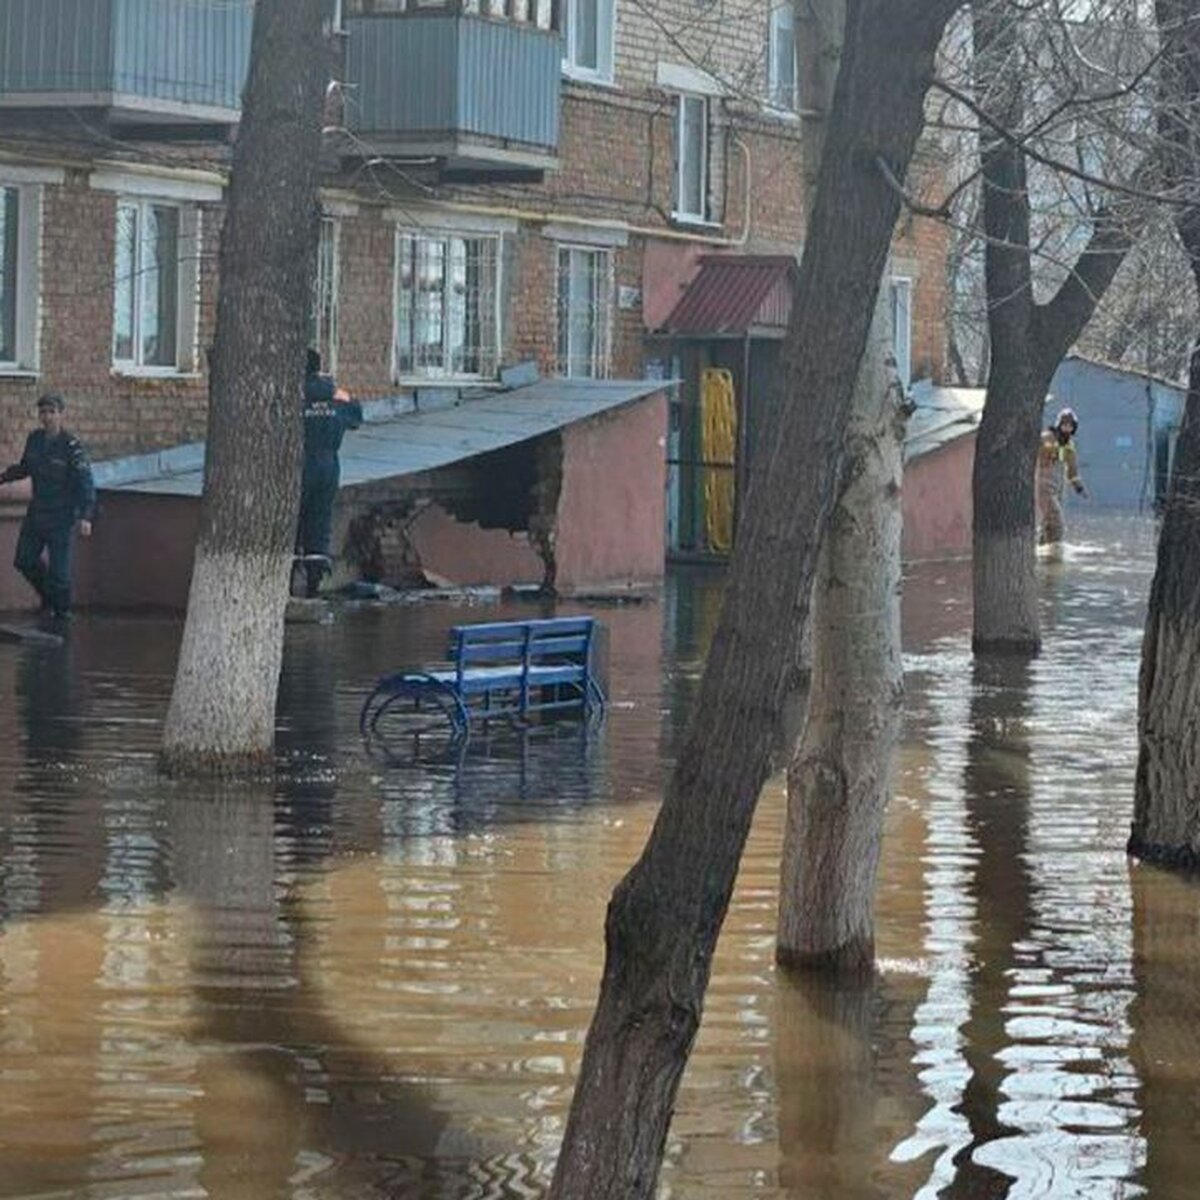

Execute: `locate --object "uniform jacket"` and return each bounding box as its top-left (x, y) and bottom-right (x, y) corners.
top-left (0, 429), bottom-right (96, 523)
top-left (302, 374), bottom-right (363, 482)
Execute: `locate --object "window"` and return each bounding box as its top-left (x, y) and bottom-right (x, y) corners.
top-left (557, 246), bottom-right (612, 378)
top-left (312, 216), bottom-right (340, 374)
top-left (767, 2), bottom-right (797, 111)
top-left (890, 276), bottom-right (913, 389)
top-left (563, 0), bottom-right (614, 81)
top-left (393, 231), bottom-right (500, 379)
top-left (113, 198), bottom-right (189, 370)
top-left (674, 94), bottom-right (709, 222)
top-left (0, 183), bottom-right (42, 373)
top-left (0, 188), bottom-right (18, 367)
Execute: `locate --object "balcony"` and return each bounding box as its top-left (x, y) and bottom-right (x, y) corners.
top-left (345, 11), bottom-right (561, 178)
top-left (0, 0), bottom-right (252, 126)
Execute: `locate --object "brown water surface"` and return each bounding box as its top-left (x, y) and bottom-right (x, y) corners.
top-left (0, 515), bottom-right (1195, 1198)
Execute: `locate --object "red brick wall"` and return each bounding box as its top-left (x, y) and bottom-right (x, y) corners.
top-left (0, 178), bottom-right (216, 469)
top-left (335, 211), bottom-right (394, 398)
top-left (0, 79), bottom-right (949, 469)
top-left (511, 228), bottom-right (558, 376)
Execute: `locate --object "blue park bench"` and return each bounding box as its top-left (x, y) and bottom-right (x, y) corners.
top-left (360, 616), bottom-right (606, 759)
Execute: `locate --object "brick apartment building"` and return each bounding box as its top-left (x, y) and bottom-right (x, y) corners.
top-left (0, 0), bottom-right (948, 609)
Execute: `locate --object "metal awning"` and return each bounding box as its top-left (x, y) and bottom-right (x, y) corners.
top-left (905, 383), bottom-right (985, 462)
top-left (656, 255), bottom-right (797, 339)
top-left (95, 378), bottom-right (668, 498)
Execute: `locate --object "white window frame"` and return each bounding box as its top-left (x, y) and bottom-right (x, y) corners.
top-left (890, 275), bottom-right (913, 390)
top-left (312, 215), bottom-right (341, 376)
top-left (0, 181), bottom-right (43, 376)
top-left (391, 228), bottom-right (502, 383)
top-left (767, 1), bottom-right (798, 112)
top-left (562, 0), bottom-right (616, 84)
top-left (673, 93), bottom-right (710, 224)
top-left (556, 243), bottom-right (613, 379)
top-left (111, 196), bottom-right (200, 377)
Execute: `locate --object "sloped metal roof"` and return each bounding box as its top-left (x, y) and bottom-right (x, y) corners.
top-left (658, 255), bottom-right (798, 337)
top-left (95, 378), bottom-right (668, 498)
top-left (905, 383), bottom-right (985, 462)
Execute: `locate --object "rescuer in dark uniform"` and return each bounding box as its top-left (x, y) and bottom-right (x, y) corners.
top-left (0, 393), bottom-right (96, 618)
top-left (298, 349), bottom-right (362, 598)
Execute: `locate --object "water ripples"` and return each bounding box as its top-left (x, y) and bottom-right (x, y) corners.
top-left (0, 523), bottom-right (1196, 1198)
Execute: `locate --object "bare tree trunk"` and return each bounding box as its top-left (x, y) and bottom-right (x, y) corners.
top-left (547, 3), bottom-right (959, 1195)
top-left (970, 6), bottom-right (1132, 655)
top-left (777, 290), bottom-right (907, 973)
top-left (1129, 0), bottom-right (1200, 867)
top-left (1131, 334), bottom-right (1200, 866)
top-left (161, 0), bottom-right (329, 776)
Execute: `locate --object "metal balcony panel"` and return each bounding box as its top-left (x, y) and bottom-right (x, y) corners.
top-left (0, 0), bottom-right (251, 121)
top-left (0, 0), bottom-right (117, 95)
top-left (112, 0), bottom-right (251, 113)
top-left (347, 14), bottom-right (560, 168)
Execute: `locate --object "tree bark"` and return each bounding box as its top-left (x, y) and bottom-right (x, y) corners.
top-left (970, 7), bottom-right (1132, 655)
top-left (1129, 0), bottom-right (1200, 866)
top-left (777, 290), bottom-right (907, 974)
top-left (160, 0), bottom-right (329, 777)
top-left (547, 3), bottom-right (959, 1195)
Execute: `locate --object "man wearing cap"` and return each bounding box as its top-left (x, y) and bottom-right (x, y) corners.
top-left (1037, 404), bottom-right (1088, 547)
top-left (0, 393), bottom-right (96, 618)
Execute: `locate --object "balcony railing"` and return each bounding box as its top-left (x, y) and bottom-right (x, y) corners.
top-left (0, 0), bottom-right (253, 123)
top-left (345, 11), bottom-right (561, 174)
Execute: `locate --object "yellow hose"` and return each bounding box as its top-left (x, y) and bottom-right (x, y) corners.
top-left (701, 368), bottom-right (737, 554)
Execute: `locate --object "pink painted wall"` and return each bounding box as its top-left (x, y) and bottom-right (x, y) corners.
top-left (0, 493), bottom-right (33, 612)
top-left (1, 394), bottom-right (669, 612)
top-left (78, 493), bottom-right (199, 609)
top-left (407, 502), bottom-right (545, 588)
top-left (902, 433), bottom-right (976, 562)
top-left (1, 489), bottom-right (199, 613)
top-left (555, 392), bottom-right (668, 591)
top-left (642, 241), bottom-right (708, 332)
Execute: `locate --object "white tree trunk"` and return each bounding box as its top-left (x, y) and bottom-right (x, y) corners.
top-left (162, 552), bottom-right (293, 772)
top-left (972, 526), bottom-right (1041, 651)
top-left (159, 0), bottom-right (329, 777)
top-left (777, 296), bottom-right (906, 972)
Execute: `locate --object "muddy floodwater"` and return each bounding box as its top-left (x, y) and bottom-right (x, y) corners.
top-left (1, 515), bottom-right (1197, 1199)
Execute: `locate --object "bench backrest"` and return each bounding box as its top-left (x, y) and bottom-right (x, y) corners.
top-left (449, 617), bottom-right (596, 681)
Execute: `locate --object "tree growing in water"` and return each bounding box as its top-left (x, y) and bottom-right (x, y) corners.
top-left (161, 0), bottom-right (330, 776)
top-left (547, 1), bottom-right (961, 1194)
top-left (1130, 0), bottom-right (1200, 867)
top-left (776, 0), bottom-right (910, 975)
top-left (968, 0), bottom-right (1140, 654)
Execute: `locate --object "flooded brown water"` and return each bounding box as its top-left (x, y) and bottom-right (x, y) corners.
top-left (0, 515), bottom-right (1196, 1199)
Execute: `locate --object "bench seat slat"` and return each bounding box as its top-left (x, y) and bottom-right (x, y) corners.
top-left (422, 665), bottom-right (586, 691)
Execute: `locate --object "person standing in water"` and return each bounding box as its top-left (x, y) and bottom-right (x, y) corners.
top-left (297, 349), bottom-right (362, 598)
top-left (1037, 405), bottom-right (1088, 546)
top-left (0, 393), bottom-right (95, 619)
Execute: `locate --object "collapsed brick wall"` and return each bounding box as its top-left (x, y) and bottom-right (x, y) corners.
top-left (339, 436), bottom-right (557, 589)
